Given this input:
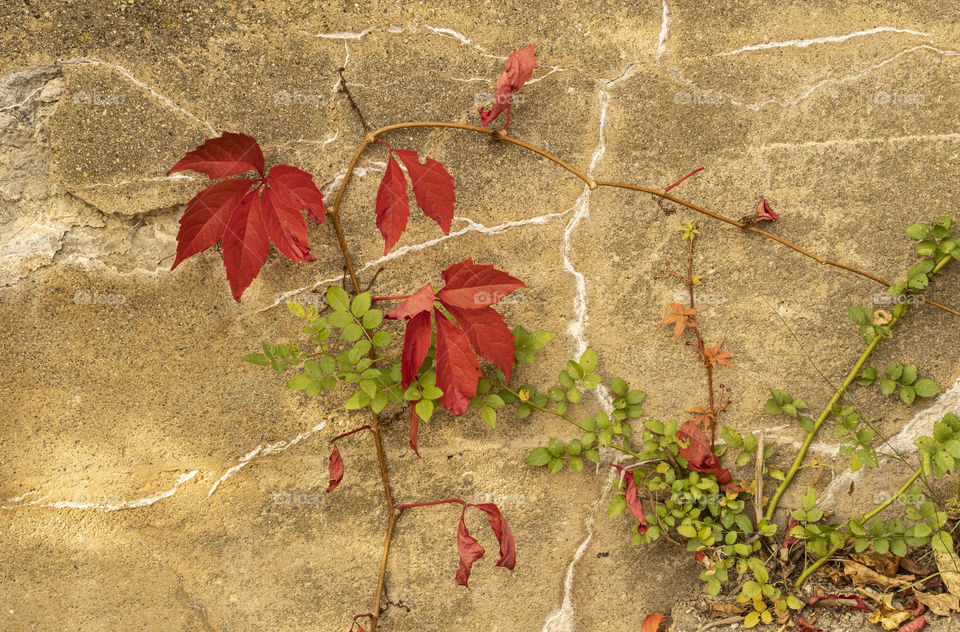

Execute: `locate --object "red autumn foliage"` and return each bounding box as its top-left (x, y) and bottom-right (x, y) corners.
top-left (453, 502), bottom-right (517, 586)
top-left (641, 613), bottom-right (666, 632)
top-left (408, 407), bottom-right (422, 458)
top-left (898, 616), bottom-right (927, 632)
top-left (374, 145), bottom-right (455, 254)
top-left (755, 197), bottom-right (779, 222)
top-left (386, 259), bottom-right (524, 417)
top-left (676, 421), bottom-right (736, 489)
top-left (327, 444), bottom-right (344, 493)
top-left (613, 465), bottom-right (648, 535)
top-left (660, 302), bottom-right (699, 341)
top-left (478, 44), bottom-right (538, 129)
top-left (168, 132), bottom-right (326, 301)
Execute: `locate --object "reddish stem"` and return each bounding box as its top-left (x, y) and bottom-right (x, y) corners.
top-left (664, 166), bottom-right (705, 193)
top-left (373, 137), bottom-right (393, 151)
top-left (370, 295), bottom-right (410, 303)
top-left (332, 425), bottom-right (372, 443)
top-left (396, 498), bottom-right (466, 512)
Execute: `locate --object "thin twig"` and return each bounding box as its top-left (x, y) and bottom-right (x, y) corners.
top-left (338, 67), bottom-right (370, 131)
top-left (696, 615), bottom-right (745, 632)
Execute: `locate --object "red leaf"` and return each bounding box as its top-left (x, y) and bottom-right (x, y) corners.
top-left (326, 444), bottom-right (344, 493)
top-left (478, 44), bottom-right (538, 128)
top-left (641, 614), bottom-right (666, 632)
top-left (221, 190), bottom-right (270, 301)
top-left (437, 258), bottom-right (525, 310)
top-left (442, 303), bottom-right (515, 383)
top-left (623, 471), bottom-right (648, 535)
top-left (400, 311), bottom-right (433, 389)
top-left (797, 615), bottom-right (822, 632)
top-left (471, 503), bottom-right (516, 570)
top-left (387, 283), bottom-right (435, 320)
top-left (434, 309), bottom-right (481, 415)
top-left (168, 131), bottom-right (265, 179)
top-left (393, 149), bottom-right (455, 234)
top-left (808, 594), bottom-right (872, 612)
top-left (375, 154), bottom-right (410, 254)
top-left (898, 616), bottom-right (927, 632)
top-left (455, 506), bottom-right (485, 587)
top-left (676, 421), bottom-right (733, 487)
top-left (409, 406), bottom-right (421, 458)
top-left (171, 178), bottom-right (254, 269)
top-left (265, 164), bottom-right (326, 224)
top-left (261, 185), bottom-right (313, 263)
top-left (755, 197), bottom-right (779, 222)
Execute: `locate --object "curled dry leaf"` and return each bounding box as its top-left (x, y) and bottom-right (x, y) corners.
top-left (797, 615), bottom-right (822, 632)
top-left (455, 506), bottom-right (485, 587)
top-left (843, 560), bottom-right (914, 590)
top-left (708, 601), bottom-right (748, 618)
top-left (873, 309), bottom-right (893, 325)
top-left (913, 590), bottom-right (958, 616)
top-left (471, 503), bottom-right (517, 570)
top-left (755, 197), bottom-right (779, 222)
top-left (640, 613), bottom-right (666, 632)
top-left (326, 444), bottom-right (344, 493)
top-left (897, 616), bottom-right (927, 632)
top-left (868, 596), bottom-right (912, 630)
top-left (850, 552), bottom-right (902, 578)
top-left (808, 593), bottom-right (872, 612)
top-left (477, 44), bottom-right (538, 129)
top-left (676, 421), bottom-right (736, 489)
top-left (934, 551), bottom-right (960, 598)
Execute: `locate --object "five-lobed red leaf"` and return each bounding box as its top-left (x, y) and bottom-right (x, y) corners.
top-left (471, 503), bottom-right (516, 570)
top-left (326, 444), bottom-right (344, 493)
top-left (455, 507), bottom-right (485, 587)
top-left (168, 131), bottom-right (265, 179)
top-left (221, 190), bottom-right (270, 301)
top-left (375, 154), bottom-right (411, 254)
top-left (434, 309), bottom-right (481, 415)
top-left (437, 258), bottom-right (525, 310)
top-left (172, 178), bottom-right (254, 269)
top-left (394, 149), bottom-right (455, 234)
top-left (261, 185), bottom-right (314, 263)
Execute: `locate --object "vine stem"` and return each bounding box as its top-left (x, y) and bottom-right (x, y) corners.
top-left (795, 466), bottom-right (923, 587)
top-left (327, 121), bottom-right (960, 319)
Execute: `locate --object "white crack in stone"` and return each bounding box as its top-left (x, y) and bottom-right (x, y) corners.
top-left (63, 174), bottom-right (197, 190)
top-left (207, 420), bottom-right (327, 497)
top-left (715, 26), bottom-right (933, 57)
top-left (655, 0), bottom-right (671, 62)
top-left (1, 471), bottom-right (199, 511)
top-left (821, 375), bottom-right (960, 507)
top-left (58, 58), bottom-right (216, 134)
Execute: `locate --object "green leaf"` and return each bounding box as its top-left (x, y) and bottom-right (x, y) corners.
top-left (608, 495), bottom-right (627, 518)
top-left (581, 373), bottom-right (601, 389)
top-left (328, 310), bottom-right (353, 328)
top-left (722, 427), bottom-right (742, 449)
top-left (526, 447), bottom-right (551, 466)
top-left (879, 378), bottom-right (897, 395)
top-left (900, 385), bottom-right (916, 405)
top-left (901, 365), bottom-right (918, 385)
top-left (362, 309), bottom-right (383, 329)
top-left (342, 323), bottom-right (363, 342)
top-left (286, 374), bottom-right (311, 390)
top-left (905, 223), bottom-right (930, 240)
top-left (480, 405), bottom-right (496, 428)
top-left (569, 456), bottom-right (584, 472)
top-left (915, 378), bottom-right (939, 397)
top-left (856, 367), bottom-right (877, 386)
top-left (579, 348), bottom-right (598, 373)
top-left (627, 390), bottom-right (646, 405)
top-left (350, 292), bottom-right (371, 317)
top-left (610, 377), bottom-right (628, 396)
top-left (528, 330), bottom-right (555, 350)
top-left (584, 449), bottom-right (600, 463)
top-left (915, 240), bottom-right (938, 256)
top-left (371, 331), bottom-right (393, 347)
top-left (326, 286), bottom-right (350, 312)
top-left (371, 391), bottom-right (388, 413)
top-left (548, 458), bottom-right (564, 474)
top-left (931, 531), bottom-right (954, 554)
top-left (345, 390), bottom-right (371, 409)
top-left (548, 438), bottom-right (566, 458)
top-left (566, 388), bottom-right (581, 403)
top-left (243, 353), bottom-right (271, 366)
top-left (286, 301), bottom-right (307, 318)
top-left (764, 399), bottom-right (782, 415)
top-left (847, 306), bottom-right (871, 326)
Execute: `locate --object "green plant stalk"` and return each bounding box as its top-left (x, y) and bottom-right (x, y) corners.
top-left (766, 254), bottom-right (954, 523)
top-left (496, 384), bottom-right (648, 463)
top-left (764, 332), bottom-right (889, 522)
top-left (795, 463), bottom-right (924, 587)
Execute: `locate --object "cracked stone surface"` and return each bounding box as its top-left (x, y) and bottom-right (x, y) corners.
top-left (2, 2), bottom-right (959, 630)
